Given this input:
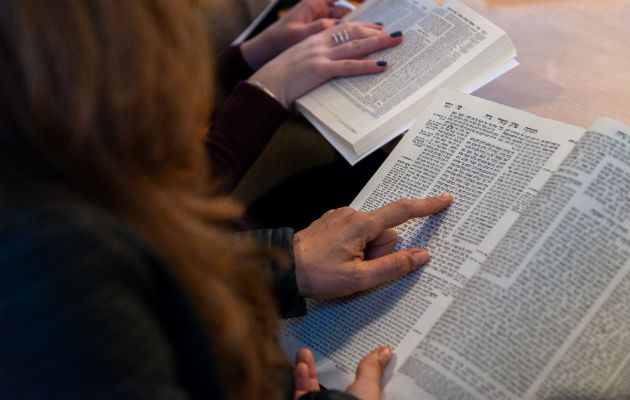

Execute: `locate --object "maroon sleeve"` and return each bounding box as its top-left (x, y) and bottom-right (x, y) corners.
top-left (207, 81), bottom-right (288, 192)
top-left (215, 45), bottom-right (255, 95)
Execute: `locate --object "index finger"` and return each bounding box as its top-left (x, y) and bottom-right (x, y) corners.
top-left (364, 194), bottom-right (452, 239)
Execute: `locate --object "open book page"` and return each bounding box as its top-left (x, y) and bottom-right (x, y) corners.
top-left (388, 118), bottom-right (630, 399)
top-left (281, 88), bottom-right (583, 390)
top-left (296, 0), bottom-right (516, 162)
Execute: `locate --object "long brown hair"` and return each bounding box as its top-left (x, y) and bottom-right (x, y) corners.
top-left (0, 1), bottom-right (287, 399)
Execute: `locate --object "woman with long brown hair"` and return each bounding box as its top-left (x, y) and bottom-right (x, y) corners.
top-left (0, 1), bottom-right (451, 399)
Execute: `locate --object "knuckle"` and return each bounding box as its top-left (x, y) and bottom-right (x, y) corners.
top-left (393, 198), bottom-right (412, 211)
top-left (311, 36), bottom-right (328, 49)
top-left (320, 20), bottom-right (332, 29)
top-left (350, 39), bottom-right (361, 50)
top-left (352, 25), bottom-right (367, 37)
top-left (348, 265), bottom-right (367, 289)
top-left (322, 209), bottom-right (336, 217)
top-left (392, 197), bottom-right (408, 206)
top-left (332, 206), bottom-right (359, 224)
top-left (336, 206), bottom-right (355, 216)
top-left (348, 211), bottom-right (369, 228)
top-left (394, 253), bottom-right (413, 276)
top-left (342, 60), bottom-right (355, 73)
top-left (361, 212), bottom-right (377, 227)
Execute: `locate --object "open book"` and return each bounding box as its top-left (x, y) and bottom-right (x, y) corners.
top-left (296, 0), bottom-right (518, 165)
top-left (282, 88), bottom-right (630, 399)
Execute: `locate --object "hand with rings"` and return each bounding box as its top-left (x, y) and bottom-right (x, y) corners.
top-left (248, 22), bottom-right (403, 109)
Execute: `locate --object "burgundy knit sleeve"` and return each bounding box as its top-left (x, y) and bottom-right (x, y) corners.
top-left (215, 45), bottom-right (255, 95)
top-left (206, 81), bottom-right (288, 192)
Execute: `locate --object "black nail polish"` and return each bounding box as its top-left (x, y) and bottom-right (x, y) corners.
top-left (374, 22), bottom-right (383, 26)
top-left (390, 31), bottom-right (402, 37)
top-left (335, 20), bottom-right (343, 25)
top-left (377, 60), bottom-right (387, 67)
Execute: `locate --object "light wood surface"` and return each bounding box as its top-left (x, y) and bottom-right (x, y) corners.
top-left (460, 0), bottom-right (630, 127)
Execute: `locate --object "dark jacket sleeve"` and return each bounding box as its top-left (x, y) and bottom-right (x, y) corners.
top-left (207, 80), bottom-right (288, 193)
top-left (243, 227), bottom-right (307, 318)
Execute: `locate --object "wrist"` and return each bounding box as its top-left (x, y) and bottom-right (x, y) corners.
top-left (246, 78), bottom-right (288, 109)
top-left (240, 35), bottom-right (266, 71)
top-left (292, 232), bottom-right (307, 297)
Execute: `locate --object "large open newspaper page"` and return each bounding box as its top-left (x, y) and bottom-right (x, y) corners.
top-left (281, 88), bottom-right (583, 389)
top-left (296, 0), bottom-right (516, 164)
top-left (389, 118), bottom-right (630, 399)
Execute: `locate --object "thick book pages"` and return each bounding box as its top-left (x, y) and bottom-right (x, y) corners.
top-left (388, 116), bottom-right (630, 399)
top-left (296, 0), bottom-right (517, 164)
top-left (281, 88), bottom-right (630, 398)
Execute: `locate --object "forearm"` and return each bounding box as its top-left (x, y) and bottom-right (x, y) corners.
top-left (206, 81), bottom-right (288, 193)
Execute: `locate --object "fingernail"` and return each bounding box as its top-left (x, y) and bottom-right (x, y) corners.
top-left (439, 193), bottom-right (453, 201)
top-left (376, 60), bottom-right (387, 67)
top-left (374, 22), bottom-right (383, 26)
top-left (412, 249), bottom-right (429, 268)
top-left (390, 31), bottom-right (402, 37)
top-left (335, 20), bottom-right (343, 25)
top-left (379, 347), bottom-right (393, 364)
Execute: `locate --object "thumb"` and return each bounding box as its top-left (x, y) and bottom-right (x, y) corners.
top-left (346, 347), bottom-right (393, 400)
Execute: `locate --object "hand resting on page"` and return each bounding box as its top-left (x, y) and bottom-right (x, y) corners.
top-left (248, 21), bottom-right (403, 109)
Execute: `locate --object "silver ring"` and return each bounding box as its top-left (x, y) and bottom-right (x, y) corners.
top-left (332, 29), bottom-right (350, 45)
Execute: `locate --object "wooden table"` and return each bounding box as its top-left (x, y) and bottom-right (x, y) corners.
top-left (460, 0), bottom-right (630, 128)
